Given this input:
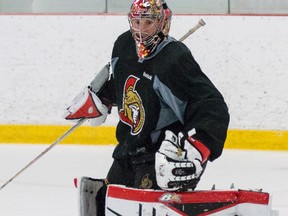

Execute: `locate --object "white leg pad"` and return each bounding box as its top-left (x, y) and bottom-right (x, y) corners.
top-left (78, 177), bottom-right (104, 216)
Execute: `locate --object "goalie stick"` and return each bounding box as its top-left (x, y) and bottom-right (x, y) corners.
top-left (179, 18), bottom-right (206, 42)
top-left (0, 18), bottom-right (206, 191)
top-left (0, 118), bottom-right (86, 191)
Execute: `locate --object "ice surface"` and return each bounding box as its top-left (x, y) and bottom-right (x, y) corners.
top-left (0, 144), bottom-right (287, 216)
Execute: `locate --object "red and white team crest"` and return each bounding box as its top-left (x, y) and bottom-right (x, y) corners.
top-left (119, 75), bottom-right (145, 135)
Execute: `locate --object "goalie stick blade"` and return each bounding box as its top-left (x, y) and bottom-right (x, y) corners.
top-left (105, 185), bottom-right (279, 216)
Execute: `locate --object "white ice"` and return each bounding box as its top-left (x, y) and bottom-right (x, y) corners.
top-left (0, 144), bottom-right (287, 216)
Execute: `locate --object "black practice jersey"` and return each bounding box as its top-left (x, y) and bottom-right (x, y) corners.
top-left (100, 30), bottom-right (229, 162)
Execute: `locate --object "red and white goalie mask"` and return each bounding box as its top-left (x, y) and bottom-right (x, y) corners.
top-left (128, 0), bottom-right (172, 59)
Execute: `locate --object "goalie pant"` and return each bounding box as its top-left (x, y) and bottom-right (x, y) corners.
top-left (76, 177), bottom-right (279, 216)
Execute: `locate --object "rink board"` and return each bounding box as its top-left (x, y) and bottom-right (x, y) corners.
top-left (0, 124), bottom-right (288, 150)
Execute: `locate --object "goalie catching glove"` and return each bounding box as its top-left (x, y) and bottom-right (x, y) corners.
top-left (63, 87), bottom-right (108, 126)
top-left (155, 130), bottom-right (210, 191)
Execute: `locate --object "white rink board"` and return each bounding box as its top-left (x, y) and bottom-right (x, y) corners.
top-left (0, 15), bottom-right (288, 130)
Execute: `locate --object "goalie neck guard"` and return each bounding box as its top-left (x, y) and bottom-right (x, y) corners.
top-left (128, 0), bottom-right (172, 60)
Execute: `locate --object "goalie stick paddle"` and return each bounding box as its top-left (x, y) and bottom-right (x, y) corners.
top-left (0, 118), bottom-right (87, 191)
top-left (0, 18), bottom-right (205, 191)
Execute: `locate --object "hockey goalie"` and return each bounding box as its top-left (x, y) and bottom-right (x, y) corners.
top-left (64, 0), bottom-right (278, 215)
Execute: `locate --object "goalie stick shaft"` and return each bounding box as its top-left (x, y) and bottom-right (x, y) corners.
top-left (179, 19), bottom-right (206, 42)
top-left (0, 118), bottom-right (87, 191)
top-left (0, 19), bottom-right (206, 191)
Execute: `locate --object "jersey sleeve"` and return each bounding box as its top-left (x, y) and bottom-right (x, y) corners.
top-left (156, 42), bottom-right (230, 161)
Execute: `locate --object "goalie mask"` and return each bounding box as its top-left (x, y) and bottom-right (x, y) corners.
top-left (128, 0), bottom-right (172, 59)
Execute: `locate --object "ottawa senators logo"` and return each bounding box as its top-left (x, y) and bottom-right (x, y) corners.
top-left (119, 75), bottom-right (145, 135)
top-left (140, 174), bottom-right (153, 189)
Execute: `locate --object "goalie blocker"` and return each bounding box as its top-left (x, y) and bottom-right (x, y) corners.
top-left (76, 177), bottom-right (279, 216)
